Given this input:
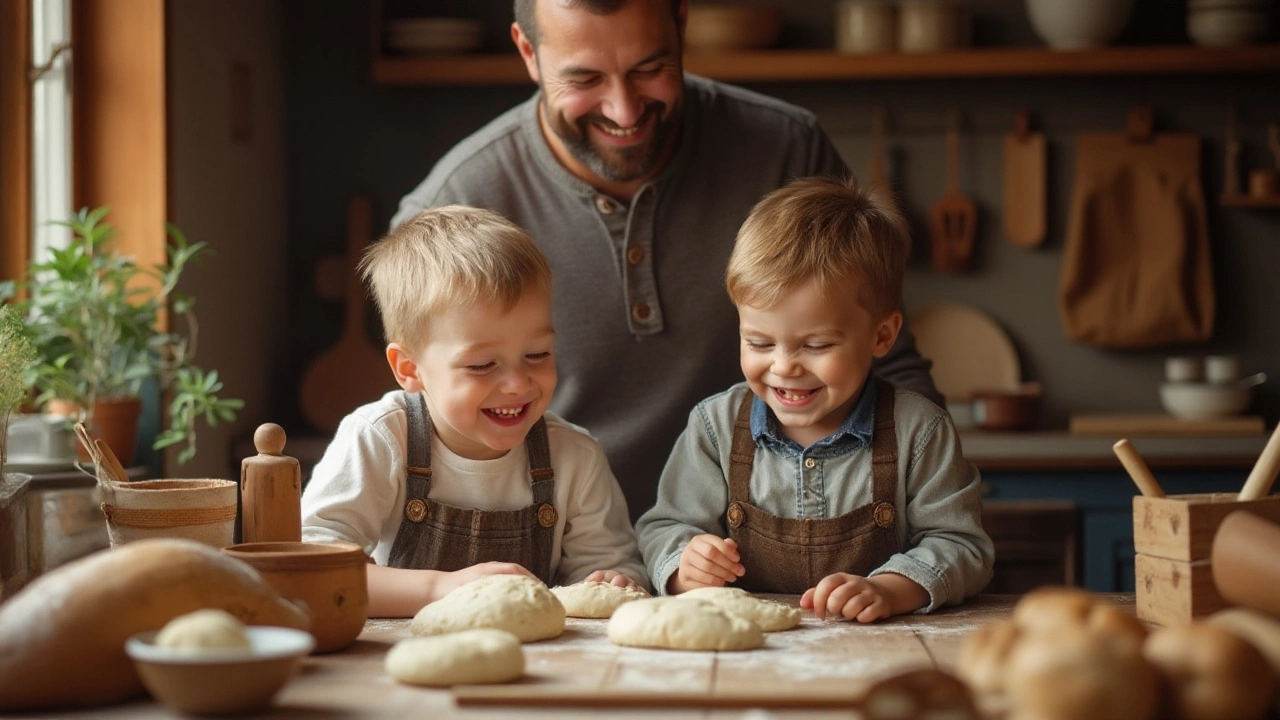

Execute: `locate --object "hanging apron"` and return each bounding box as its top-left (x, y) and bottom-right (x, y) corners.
top-left (386, 392), bottom-right (557, 585)
top-left (725, 379), bottom-right (902, 594)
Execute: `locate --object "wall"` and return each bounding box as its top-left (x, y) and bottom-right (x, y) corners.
top-left (278, 0), bottom-right (1280, 441)
top-left (168, 0), bottom-right (287, 478)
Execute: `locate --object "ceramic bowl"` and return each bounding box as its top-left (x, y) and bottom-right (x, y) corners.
top-left (1026, 0), bottom-right (1136, 49)
top-left (1187, 7), bottom-right (1269, 47)
top-left (685, 4), bottom-right (784, 52)
top-left (126, 626), bottom-right (314, 715)
top-left (1159, 382), bottom-right (1252, 420)
top-left (972, 382), bottom-right (1043, 431)
top-left (222, 541), bottom-right (369, 653)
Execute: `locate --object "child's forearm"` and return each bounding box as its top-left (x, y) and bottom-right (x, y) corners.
top-left (366, 564), bottom-right (444, 618)
top-left (872, 572), bottom-right (930, 615)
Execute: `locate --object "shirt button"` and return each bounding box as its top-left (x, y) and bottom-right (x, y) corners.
top-left (595, 196), bottom-right (614, 214)
top-left (631, 302), bottom-right (651, 322)
top-left (626, 245), bottom-right (645, 265)
top-left (804, 458), bottom-right (816, 469)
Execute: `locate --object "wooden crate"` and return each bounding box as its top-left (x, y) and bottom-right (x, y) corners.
top-left (1133, 493), bottom-right (1280, 625)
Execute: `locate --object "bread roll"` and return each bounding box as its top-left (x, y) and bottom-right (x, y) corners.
top-left (1208, 607), bottom-right (1280, 677)
top-left (957, 619), bottom-right (1021, 695)
top-left (1143, 623), bottom-right (1276, 720)
top-left (1011, 586), bottom-right (1096, 633)
top-left (1007, 625), bottom-right (1160, 720)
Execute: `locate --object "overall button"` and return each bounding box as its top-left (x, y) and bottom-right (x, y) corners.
top-left (595, 196), bottom-right (614, 214)
top-left (405, 498), bottom-right (428, 523)
top-left (631, 302), bottom-right (651, 322)
top-left (726, 502), bottom-right (745, 528)
top-left (537, 503), bottom-right (558, 528)
top-left (804, 458), bottom-right (816, 469)
top-left (873, 502), bottom-right (896, 528)
top-left (626, 245), bottom-right (645, 265)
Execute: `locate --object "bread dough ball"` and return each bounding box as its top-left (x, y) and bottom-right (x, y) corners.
top-left (551, 581), bottom-right (649, 618)
top-left (1006, 625), bottom-right (1160, 720)
top-left (1011, 586), bottom-right (1096, 633)
top-left (1143, 623), bottom-right (1276, 720)
top-left (676, 587), bottom-right (801, 632)
top-left (411, 575), bottom-right (565, 643)
top-left (155, 609), bottom-right (251, 652)
top-left (608, 597), bottom-right (763, 651)
top-left (386, 629), bottom-right (524, 687)
top-left (956, 619), bottom-right (1021, 695)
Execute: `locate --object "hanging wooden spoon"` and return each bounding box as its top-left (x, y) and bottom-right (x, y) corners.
top-left (929, 109), bottom-right (977, 273)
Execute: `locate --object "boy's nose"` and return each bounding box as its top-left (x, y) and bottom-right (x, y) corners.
top-left (771, 354), bottom-right (803, 377)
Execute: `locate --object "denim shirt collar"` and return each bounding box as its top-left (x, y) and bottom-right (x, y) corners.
top-left (750, 376), bottom-right (878, 454)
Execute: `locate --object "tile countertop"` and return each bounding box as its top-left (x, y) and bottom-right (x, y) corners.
top-left (959, 431), bottom-right (1269, 472)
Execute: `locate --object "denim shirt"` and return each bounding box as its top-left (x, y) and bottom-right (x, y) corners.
top-left (635, 381), bottom-right (994, 611)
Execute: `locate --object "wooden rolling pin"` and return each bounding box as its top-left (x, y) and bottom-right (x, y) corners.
top-left (1239, 423), bottom-right (1280, 501)
top-left (1212, 510), bottom-right (1280, 618)
top-left (1112, 439), bottom-right (1165, 498)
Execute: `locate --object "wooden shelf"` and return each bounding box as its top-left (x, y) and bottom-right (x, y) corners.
top-left (1220, 194), bottom-right (1280, 209)
top-left (373, 44), bottom-right (1280, 86)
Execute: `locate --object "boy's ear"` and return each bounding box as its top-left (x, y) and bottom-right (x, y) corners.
top-left (386, 344), bottom-right (424, 393)
top-left (871, 311), bottom-right (904, 359)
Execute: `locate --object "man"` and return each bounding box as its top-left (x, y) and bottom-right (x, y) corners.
top-left (392, 0), bottom-right (940, 521)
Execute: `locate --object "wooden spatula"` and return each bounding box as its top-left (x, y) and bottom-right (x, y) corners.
top-left (1002, 109), bottom-right (1046, 247)
top-left (929, 110), bottom-right (977, 273)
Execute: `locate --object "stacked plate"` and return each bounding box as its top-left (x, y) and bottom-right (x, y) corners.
top-left (385, 17), bottom-right (485, 54)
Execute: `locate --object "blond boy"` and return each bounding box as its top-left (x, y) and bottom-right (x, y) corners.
top-left (303, 206), bottom-right (647, 617)
top-left (636, 177), bottom-right (993, 622)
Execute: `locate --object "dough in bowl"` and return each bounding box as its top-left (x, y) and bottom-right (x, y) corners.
top-left (676, 587), bottom-right (801, 632)
top-left (411, 575), bottom-right (565, 642)
top-left (155, 609), bottom-right (251, 652)
top-left (608, 597), bottom-right (763, 651)
top-left (551, 581), bottom-right (649, 618)
top-left (386, 629), bottom-right (524, 687)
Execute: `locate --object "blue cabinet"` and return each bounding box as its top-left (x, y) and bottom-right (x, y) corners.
top-left (980, 470), bottom-right (1248, 592)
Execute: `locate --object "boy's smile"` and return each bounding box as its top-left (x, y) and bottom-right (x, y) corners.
top-left (738, 281), bottom-right (900, 448)
top-left (388, 288), bottom-right (557, 461)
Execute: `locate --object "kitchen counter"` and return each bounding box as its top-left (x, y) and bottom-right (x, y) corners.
top-left (32, 594), bottom-right (1076, 719)
top-left (960, 430), bottom-right (1268, 471)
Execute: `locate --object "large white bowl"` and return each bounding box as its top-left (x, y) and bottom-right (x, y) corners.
top-left (1159, 382), bottom-right (1252, 420)
top-left (1026, 0), bottom-right (1136, 49)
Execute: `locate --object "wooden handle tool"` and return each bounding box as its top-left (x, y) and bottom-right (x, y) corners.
top-left (1112, 439), bottom-right (1165, 498)
top-left (94, 438), bottom-right (130, 484)
top-left (1239, 423), bottom-right (1280, 501)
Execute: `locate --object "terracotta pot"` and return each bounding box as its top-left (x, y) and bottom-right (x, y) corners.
top-left (48, 396), bottom-right (142, 467)
top-left (222, 542), bottom-right (369, 653)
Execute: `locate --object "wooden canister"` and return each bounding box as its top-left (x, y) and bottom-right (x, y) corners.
top-left (240, 424), bottom-right (301, 543)
top-left (222, 541), bottom-right (368, 653)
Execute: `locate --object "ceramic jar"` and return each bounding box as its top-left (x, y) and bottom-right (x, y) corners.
top-left (898, 0), bottom-right (970, 52)
top-left (837, 0), bottom-right (898, 53)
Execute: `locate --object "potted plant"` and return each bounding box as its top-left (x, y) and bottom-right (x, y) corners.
top-left (1, 207), bottom-right (243, 465)
top-left (0, 303), bottom-right (37, 599)
top-left (0, 304), bottom-right (37, 471)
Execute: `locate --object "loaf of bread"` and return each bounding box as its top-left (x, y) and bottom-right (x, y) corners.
top-left (0, 539), bottom-right (310, 711)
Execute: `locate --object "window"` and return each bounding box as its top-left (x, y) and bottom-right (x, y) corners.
top-left (30, 0), bottom-right (73, 258)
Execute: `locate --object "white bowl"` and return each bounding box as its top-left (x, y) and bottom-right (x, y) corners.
top-left (1159, 382), bottom-right (1252, 420)
top-left (1026, 0), bottom-right (1137, 49)
top-left (1187, 7), bottom-right (1269, 47)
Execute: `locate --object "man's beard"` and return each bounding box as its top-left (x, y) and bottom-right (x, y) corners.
top-left (545, 98), bottom-right (681, 183)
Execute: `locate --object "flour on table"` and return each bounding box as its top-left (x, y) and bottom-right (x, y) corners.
top-left (386, 629), bottom-right (523, 686)
top-left (676, 587), bottom-right (802, 632)
top-left (608, 597), bottom-right (763, 651)
top-left (552, 581), bottom-right (649, 618)
top-left (411, 575), bottom-right (565, 642)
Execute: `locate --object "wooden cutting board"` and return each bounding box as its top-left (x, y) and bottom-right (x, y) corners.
top-left (1069, 414), bottom-right (1265, 437)
top-left (1002, 110), bottom-right (1046, 248)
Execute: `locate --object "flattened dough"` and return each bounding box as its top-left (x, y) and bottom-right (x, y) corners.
top-left (677, 587), bottom-right (801, 632)
top-left (155, 609), bottom-right (251, 652)
top-left (386, 629), bottom-right (524, 687)
top-left (411, 575), bottom-right (565, 642)
top-left (608, 597), bottom-right (763, 651)
top-left (551, 581), bottom-right (649, 618)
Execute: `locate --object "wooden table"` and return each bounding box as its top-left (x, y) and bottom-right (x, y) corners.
top-left (47, 594), bottom-right (1133, 719)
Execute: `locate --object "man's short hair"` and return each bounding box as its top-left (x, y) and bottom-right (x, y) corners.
top-left (361, 206), bottom-right (551, 352)
top-left (725, 176), bottom-right (910, 319)
top-left (514, 0), bottom-right (681, 47)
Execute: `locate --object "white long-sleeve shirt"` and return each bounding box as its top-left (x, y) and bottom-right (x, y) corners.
top-left (302, 391), bottom-right (649, 590)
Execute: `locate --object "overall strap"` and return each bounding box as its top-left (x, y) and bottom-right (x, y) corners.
top-left (870, 379), bottom-right (899, 505)
top-left (728, 393), bottom-right (756, 504)
top-left (403, 391), bottom-right (433, 496)
top-left (524, 417), bottom-right (555, 503)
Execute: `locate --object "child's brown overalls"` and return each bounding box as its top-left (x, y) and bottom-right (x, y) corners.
top-left (725, 379), bottom-right (902, 594)
top-left (385, 392), bottom-right (557, 584)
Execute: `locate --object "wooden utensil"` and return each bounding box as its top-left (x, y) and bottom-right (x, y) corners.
top-left (1112, 438), bottom-right (1165, 498)
top-left (298, 196), bottom-right (398, 435)
top-left (95, 439), bottom-right (131, 485)
top-left (1238, 423), bottom-right (1280, 501)
top-left (1001, 109), bottom-right (1046, 247)
top-left (929, 109), bottom-right (977, 273)
top-left (455, 667), bottom-right (978, 719)
top-left (1212, 510), bottom-right (1280, 617)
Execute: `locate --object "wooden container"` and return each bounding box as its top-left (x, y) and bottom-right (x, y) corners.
top-left (102, 479), bottom-right (238, 548)
top-left (222, 542), bottom-right (368, 653)
top-left (1133, 493), bottom-right (1280, 625)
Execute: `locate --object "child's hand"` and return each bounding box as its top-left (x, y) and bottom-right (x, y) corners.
top-left (437, 562), bottom-right (537, 599)
top-left (801, 573), bottom-right (892, 623)
top-left (668, 535), bottom-right (744, 594)
top-left (584, 570), bottom-right (644, 589)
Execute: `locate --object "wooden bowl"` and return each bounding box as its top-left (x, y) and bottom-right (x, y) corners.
top-left (222, 542), bottom-right (368, 653)
top-left (685, 4), bottom-right (783, 52)
top-left (126, 626), bottom-right (313, 715)
top-left (972, 383), bottom-right (1042, 431)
